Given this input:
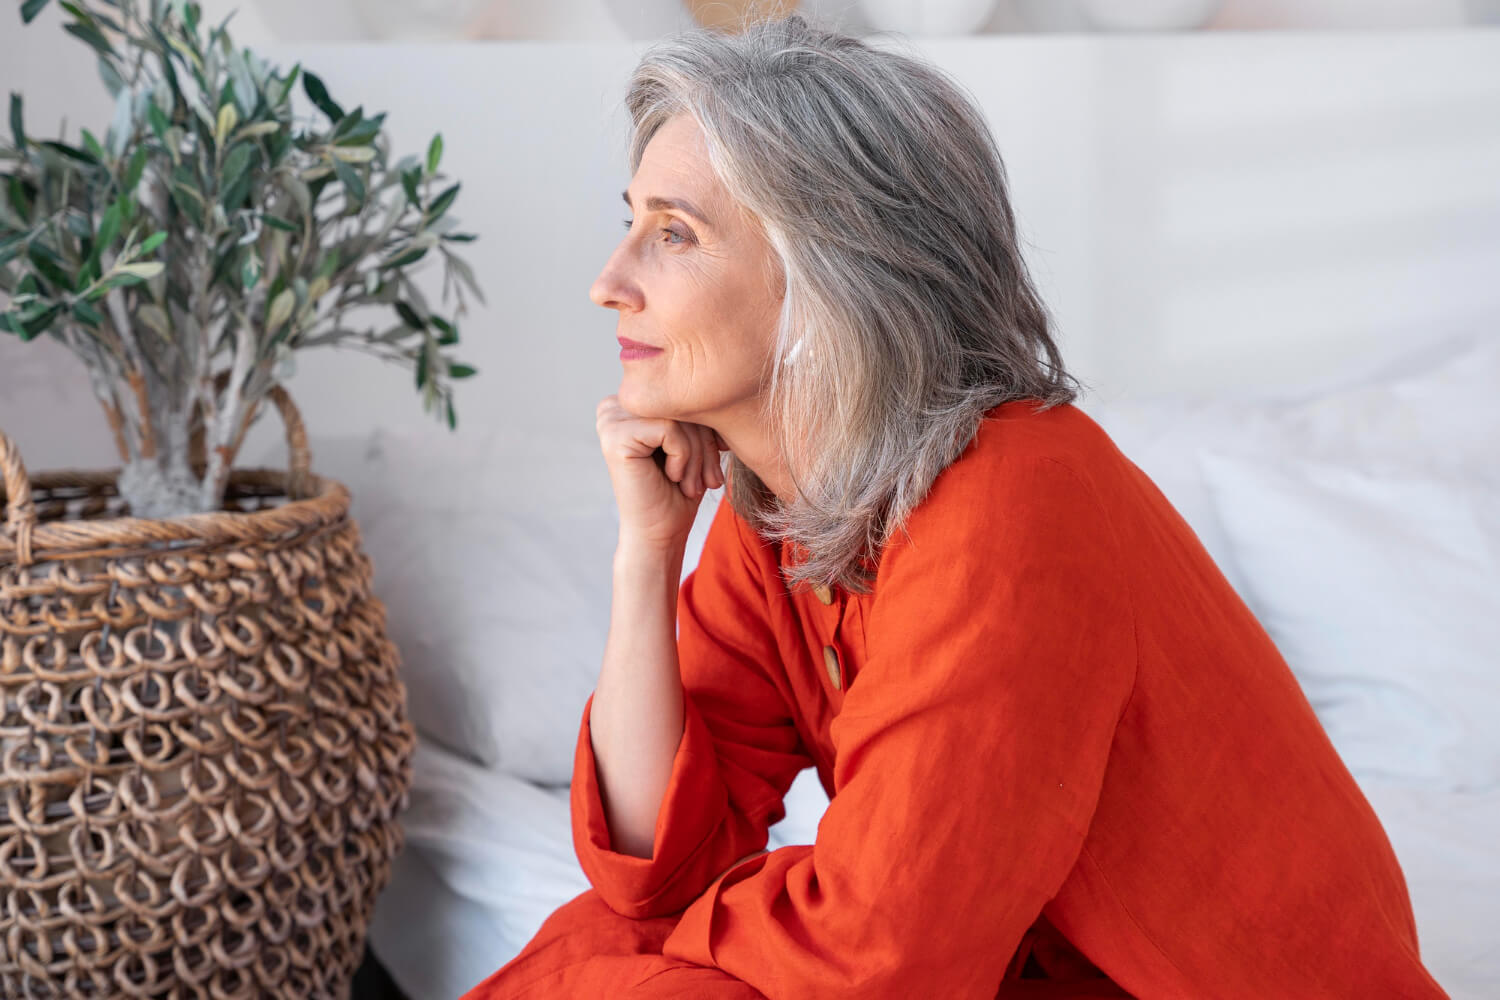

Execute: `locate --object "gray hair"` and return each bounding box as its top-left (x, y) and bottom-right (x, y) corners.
top-left (623, 14), bottom-right (1084, 595)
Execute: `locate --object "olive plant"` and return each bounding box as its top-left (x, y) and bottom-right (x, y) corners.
top-left (0, 0), bottom-right (483, 517)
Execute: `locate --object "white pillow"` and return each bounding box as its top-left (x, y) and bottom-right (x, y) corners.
top-left (340, 423), bottom-right (726, 785)
top-left (1198, 450), bottom-right (1500, 792)
top-left (343, 425), bottom-right (619, 783)
top-left (1082, 330), bottom-right (1500, 601)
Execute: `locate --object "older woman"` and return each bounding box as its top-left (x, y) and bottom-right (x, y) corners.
top-left (462, 15), bottom-right (1448, 1000)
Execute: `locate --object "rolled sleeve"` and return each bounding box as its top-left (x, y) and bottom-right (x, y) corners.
top-left (570, 500), bottom-right (814, 920)
top-left (659, 456), bottom-right (1139, 998)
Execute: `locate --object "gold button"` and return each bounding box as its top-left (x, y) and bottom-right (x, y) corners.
top-left (812, 583), bottom-right (833, 605)
top-left (822, 644), bottom-right (841, 690)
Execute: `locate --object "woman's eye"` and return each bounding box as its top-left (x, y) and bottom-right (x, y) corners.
top-left (619, 218), bottom-right (690, 245)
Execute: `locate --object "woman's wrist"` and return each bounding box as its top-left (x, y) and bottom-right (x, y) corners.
top-left (613, 535), bottom-right (688, 577)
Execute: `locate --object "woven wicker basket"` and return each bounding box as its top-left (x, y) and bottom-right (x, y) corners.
top-left (0, 385), bottom-right (416, 999)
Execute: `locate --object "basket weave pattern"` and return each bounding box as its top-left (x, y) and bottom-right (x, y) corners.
top-left (0, 389), bottom-right (416, 999)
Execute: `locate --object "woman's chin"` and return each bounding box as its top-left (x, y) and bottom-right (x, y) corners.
top-left (617, 382), bottom-right (668, 420)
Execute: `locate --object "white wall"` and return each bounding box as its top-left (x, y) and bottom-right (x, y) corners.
top-left (2, 18), bottom-right (1498, 488)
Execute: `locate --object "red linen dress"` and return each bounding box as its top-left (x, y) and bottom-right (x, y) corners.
top-left (461, 398), bottom-right (1450, 999)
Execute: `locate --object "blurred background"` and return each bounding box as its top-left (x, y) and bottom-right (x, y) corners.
top-left (4, 0), bottom-right (1498, 471)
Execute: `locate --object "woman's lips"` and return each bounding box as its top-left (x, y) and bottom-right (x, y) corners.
top-left (618, 337), bottom-right (664, 361)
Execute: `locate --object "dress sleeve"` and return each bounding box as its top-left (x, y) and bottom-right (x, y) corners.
top-left (570, 498), bottom-right (815, 919)
top-left (658, 455), bottom-right (1139, 998)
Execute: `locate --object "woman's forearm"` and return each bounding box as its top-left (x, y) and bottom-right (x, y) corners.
top-left (589, 539), bottom-right (689, 859)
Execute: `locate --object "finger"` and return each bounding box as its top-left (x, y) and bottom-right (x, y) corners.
top-left (701, 426), bottom-right (723, 489)
top-left (660, 421), bottom-right (691, 485)
top-left (681, 424), bottom-right (703, 497)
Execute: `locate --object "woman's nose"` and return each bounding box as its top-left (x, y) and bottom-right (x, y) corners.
top-left (589, 245), bottom-right (641, 312)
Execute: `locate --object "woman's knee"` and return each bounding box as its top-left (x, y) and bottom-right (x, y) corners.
top-left (459, 889), bottom-right (683, 1000)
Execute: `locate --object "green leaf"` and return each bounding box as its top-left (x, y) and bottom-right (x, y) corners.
top-left (260, 213), bottom-right (298, 232)
top-left (136, 303), bottom-right (172, 339)
top-left (240, 252), bottom-right (260, 289)
top-left (426, 182), bottom-right (460, 223)
top-left (441, 232), bottom-right (477, 243)
top-left (96, 201), bottom-right (123, 257)
top-left (445, 396), bottom-right (456, 430)
top-left (400, 168), bottom-right (421, 210)
top-left (68, 3), bottom-right (122, 33)
top-left (428, 315), bottom-right (457, 345)
top-left (139, 231), bottom-right (167, 254)
top-left (426, 133), bottom-right (443, 175)
top-left (81, 128), bottom-right (106, 161)
top-left (8, 93), bottom-right (23, 151)
top-left (334, 117), bottom-right (381, 146)
top-left (115, 261), bottom-right (164, 280)
top-left (87, 273), bottom-right (133, 297)
top-left (123, 146), bottom-right (149, 193)
top-left (266, 287), bottom-right (295, 330)
top-left (7, 176), bottom-right (32, 222)
top-left (328, 144), bottom-right (375, 164)
top-left (70, 299), bottom-right (105, 326)
top-left (20, 0), bottom-right (52, 24)
top-left (331, 156), bottom-right (364, 206)
top-left (394, 301), bottom-right (425, 329)
top-left (415, 342), bottom-right (429, 388)
top-left (221, 142), bottom-right (254, 187)
top-left (28, 243), bottom-right (75, 292)
top-left (147, 102), bottom-right (170, 141)
top-left (448, 363), bottom-right (476, 379)
top-left (302, 71), bottom-right (345, 122)
top-left (329, 105), bottom-right (364, 141)
top-left (221, 172), bottom-right (252, 212)
top-left (314, 250), bottom-right (340, 281)
top-left (97, 54), bottom-right (126, 97)
top-left (219, 143), bottom-right (255, 210)
top-left (169, 181), bottom-right (203, 229)
top-left (445, 251), bottom-right (485, 305)
top-left (19, 303), bottom-right (61, 340)
top-left (40, 140), bottom-right (98, 165)
top-left (273, 62), bottom-right (301, 108)
top-left (232, 121), bottom-right (281, 142)
top-left (382, 246), bottom-right (426, 270)
top-left (214, 101), bottom-right (239, 146)
top-left (64, 19), bottom-right (117, 59)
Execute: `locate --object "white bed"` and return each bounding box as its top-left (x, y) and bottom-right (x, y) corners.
top-left (347, 329), bottom-right (1500, 1000)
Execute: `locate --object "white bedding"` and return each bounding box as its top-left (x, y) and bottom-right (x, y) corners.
top-left (365, 332), bottom-right (1500, 1000)
top-left (367, 742), bottom-right (1498, 999)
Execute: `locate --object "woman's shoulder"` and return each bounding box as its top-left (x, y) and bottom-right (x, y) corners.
top-left (930, 397), bottom-right (1124, 503)
top-left (975, 397), bottom-right (1117, 469)
top-left (871, 397), bottom-right (1132, 590)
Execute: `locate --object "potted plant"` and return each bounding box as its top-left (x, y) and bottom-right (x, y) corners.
top-left (0, 2), bottom-right (481, 996)
top-left (1, 0), bottom-right (482, 518)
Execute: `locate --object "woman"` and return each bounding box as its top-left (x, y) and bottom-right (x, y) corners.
top-left (463, 15), bottom-right (1448, 1000)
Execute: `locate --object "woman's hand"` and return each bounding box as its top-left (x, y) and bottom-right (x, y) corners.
top-left (596, 395), bottom-right (727, 553)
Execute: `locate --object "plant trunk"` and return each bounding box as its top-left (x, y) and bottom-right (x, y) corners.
top-left (81, 353), bottom-right (242, 520)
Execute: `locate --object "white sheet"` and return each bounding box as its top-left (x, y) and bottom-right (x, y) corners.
top-left (368, 740), bottom-right (1496, 999)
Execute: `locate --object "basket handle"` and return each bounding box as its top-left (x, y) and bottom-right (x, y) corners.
top-left (189, 371), bottom-right (315, 501)
top-left (1, 374), bottom-right (315, 542)
top-left (0, 431), bottom-right (37, 565)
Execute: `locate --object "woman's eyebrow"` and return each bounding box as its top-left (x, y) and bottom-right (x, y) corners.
top-left (621, 190), bottom-right (715, 229)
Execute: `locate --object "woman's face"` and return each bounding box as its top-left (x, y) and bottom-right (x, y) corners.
top-left (590, 113), bottom-right (784, 427)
